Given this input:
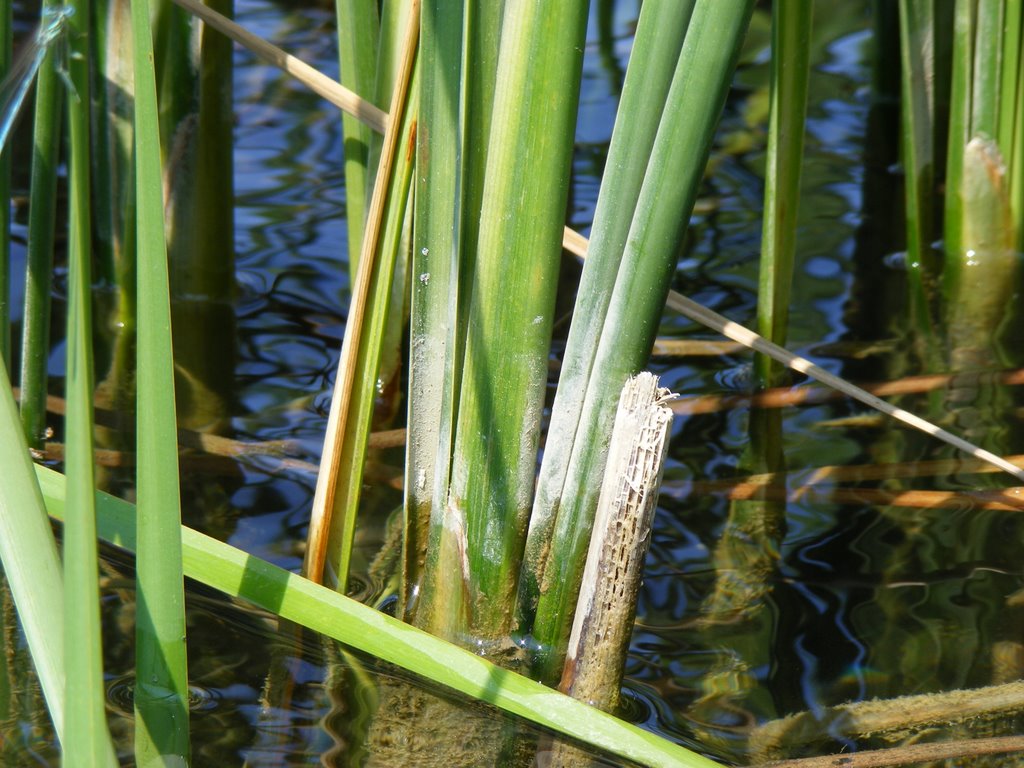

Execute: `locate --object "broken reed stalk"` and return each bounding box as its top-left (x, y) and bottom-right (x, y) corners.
top-left (559, 373), bottom-right (674, 711)
top-left (549, 372), bottom-right (682, 768)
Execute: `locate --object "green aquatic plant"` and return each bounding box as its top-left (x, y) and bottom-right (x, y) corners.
top-left (5, 0), bottom-right (1024, 764)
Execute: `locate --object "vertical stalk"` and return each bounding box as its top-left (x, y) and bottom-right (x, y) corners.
top-left (336, 0), bottom-right (380, 268)
top-left (0, 0), bottom-right (9, 367)
top-left (131, 0), bottom-right (190, 760)
top-left (445, 0), bottom-right (590, 642)
top-left (62, 0), bottom-right (118, 761)
top-left (405, 0), bottom-right (464, 625)
top-left (943, 0), bottom-right (973, 260)
top-left (304, 4), bottom-right (420, 589)
top-left (408, 0), bottom-right (504, 631)
top-left (898, 0), bottom-right (941, 362)
top-left (19, 1), bottom-right (64, 449)
top-left (999, 0), bottom-right (1024, 250)
top-left (522, 0), bottom-right (693, 636)
top-left (970, 0), bottom-right (1003, 139)
top-left (90, 0), bottom-right (135, 289)
top-left (526, 0), bottom-right (755, 683)
top-left (755, 0), bottom-right (812, 388)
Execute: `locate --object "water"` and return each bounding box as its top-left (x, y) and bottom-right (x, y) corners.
top-left (5, 0), bottom-right (1024, 765)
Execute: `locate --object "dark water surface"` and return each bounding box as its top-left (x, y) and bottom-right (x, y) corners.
top-left (6, 0), bottom-right (1024, 765)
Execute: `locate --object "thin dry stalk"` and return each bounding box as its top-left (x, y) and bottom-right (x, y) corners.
top-left (753, 734), bottom-right (1024, 768)
top-left (170, 0), bottom-right (387, 131)
top-left (749, 680), bottom-right (1024, 763)
top-left (303, 0), bottom-right (420, 584)
top-left (673, 368), bottom-right (1024, 416)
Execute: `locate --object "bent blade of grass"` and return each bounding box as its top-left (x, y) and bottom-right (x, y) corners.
top-left (131, 0), bottom-right (190, 760)
top-left (0, 360), bottom-right (64, 742)
top-left (35, 464), bottom-right (721, 768)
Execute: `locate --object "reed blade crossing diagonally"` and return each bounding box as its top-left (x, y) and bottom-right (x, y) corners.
top-left (0, 5), bottom-right (74, 153)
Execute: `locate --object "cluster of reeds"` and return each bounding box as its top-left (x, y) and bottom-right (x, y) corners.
top-left (1, 0), bottom-right (1023, 765)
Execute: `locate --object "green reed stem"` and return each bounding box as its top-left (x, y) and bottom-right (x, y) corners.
top-left (755, 0), bottom-right (812, 388)
top-left (971, 0), bottom-right (1003, 140)
top-left (1000, 2), bottom-right (1024, 251)
top-left (336, 0), bottom-right (379, 267)
top-left (405, 0), bottom-right (464, 626)
top-left (527, 0), bottom-right (755, 683)
top-left (0, 0), bottom-right (10, 369)
top-left (520, 0), bottom-right (693, 647)
top-left (898, 0), bottom-right (942, 363)
top-left (62, 0), bottom-right (118, 761)
top-left (324, 74), bottom-right (417, 593)
top-left (131, 0), bottom-right (190, 760)
top-left (445, 0), bottom-right (590, 643)
top-left (90, 0), bottom-right (135, 292)
top-left (18, 8), bottom-right (63, 450)
top-left (943, 0), bottom-right (972, 261)
top-left (364, 0), bottom-right (413, 198)
top-left (408, 0), bottom-right (505, 632)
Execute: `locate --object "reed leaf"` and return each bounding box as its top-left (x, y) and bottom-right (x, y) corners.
top-left (404, 0), bottom-right (464, 625)
top-left (527, 0), bottom-right (756, 682)
top-left (405, 0), bottom-right (508, 635)
top-left (0, 361), bottom-right (64, 743)
top-left (61, 0), bottom-right (119, 760)
top-left (130, 0), bottom-right (190, 759)
top-left (364, 0), bottom-right (414, 197)
top-left (34, 464), bottom-right (720, 768)
top-left (90, 0), bottom-right (134, 290)
top-left (971, 0), bottom-right (1003, 140)
top-left (1000, 1), bottom-right (1024, 251)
